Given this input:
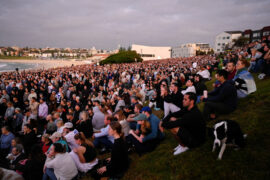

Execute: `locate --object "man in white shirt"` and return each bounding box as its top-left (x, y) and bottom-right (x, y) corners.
top-left (44, 143), bottom-right (78, 180)
top-left (63, 122), bottom-right (79, 150)
top-left (181, 79), bottom-right (196, 95)
top-left (197, 66), bottom-right (210, 80)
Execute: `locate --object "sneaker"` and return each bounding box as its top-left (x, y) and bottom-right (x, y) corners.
top-left (173, 146), bottom-right (189, 156)
top-left (258, 73), bottom-right (266, 80)
top-left (174, 144), bottom-right (181, 151)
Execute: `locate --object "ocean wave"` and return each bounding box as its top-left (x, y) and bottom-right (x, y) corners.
top-left (0, 64), bottom-right (7, 68)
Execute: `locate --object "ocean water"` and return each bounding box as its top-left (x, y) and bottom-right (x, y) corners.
top-left (0, 62), bottom-right (38, 72)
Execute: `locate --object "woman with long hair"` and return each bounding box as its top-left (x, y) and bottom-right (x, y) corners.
top-left (92, 121), bottom-right (129, 180)
top-left (233, 59), bottom-right (256, 98)
top-left (76, 111), bottom-right (93, 138)
top-left (69, 132), bottom-right (98, 173)
top-left (114, 110), bottom-right (130, 137)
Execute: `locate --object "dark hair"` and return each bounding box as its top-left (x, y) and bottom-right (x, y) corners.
top-left (2, 126), bottom-right (10, 132)
top-left (106, 115), bottom-right (114, 122)
top-left (135, 104), bottom-right (143, 111)
top-left (109, 121), bottom-right (124, 138)
top-left (53, 143), bottom-right (66, 153)
top-left (238, 59), bottom-right (250, 68)
top-left (194, 74), bottom-right (203, 82)
top-left (185, 92), bottom-right (197, 104)
top-left (172, 82), bottom-right (179, 87)
top-left (187, 79), bottom-right (194, 84)
top-left (228, 61), bottom-right (236, 66)
top-left (216, 70), bottom-right (228, 80)
top-left (24, 124), bottom-right (32, 130)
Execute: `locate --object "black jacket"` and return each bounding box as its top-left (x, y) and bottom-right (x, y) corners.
top-left (203, 80), bottom-right (237, 111)
top-left (162, 106), bottom-right (206, 147)
top-left (164, 90), bottom-right (183, 109)
top-left (106, 138), bottom-right (129, 176)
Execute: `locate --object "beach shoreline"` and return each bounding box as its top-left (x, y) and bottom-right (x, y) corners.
top-left (0, 59), bottom-right (89, 72)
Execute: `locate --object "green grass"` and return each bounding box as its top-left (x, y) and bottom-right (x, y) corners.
top-left (0, 56), bottom-right (36, 60)
top-left (86, 75), bottom-right (270, 180)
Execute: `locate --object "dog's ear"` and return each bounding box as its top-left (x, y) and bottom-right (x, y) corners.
top-left (207, 127), bottom-right (215, 139)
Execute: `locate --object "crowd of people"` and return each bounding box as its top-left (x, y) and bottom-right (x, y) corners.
top-left (0, 35), bottom-right (269, 180)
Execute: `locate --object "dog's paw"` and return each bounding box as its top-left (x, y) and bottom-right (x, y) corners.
top-left (243, 134), bottom-right (248, 139)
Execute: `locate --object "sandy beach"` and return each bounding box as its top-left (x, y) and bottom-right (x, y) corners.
top-left (0, 59), bottom-right (89, 72)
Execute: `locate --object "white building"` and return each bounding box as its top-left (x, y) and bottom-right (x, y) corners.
top-left (171, 43), bottom-right (211, 58)
top-left (131, 44), bottom-right (171, 61)
top-left (214, 31), bottom-right (242, 53)
top-left (41, 53), bottom-right (52, 58)
top-left (171, 43), bottom-right (196, 58)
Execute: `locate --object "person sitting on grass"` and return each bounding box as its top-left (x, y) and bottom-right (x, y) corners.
top-left (161, 92), bottom-right (205, 156)
top-left (43, 143), bottom-right (78, 180)
top-left (70, 132), bottom-right (98, 174)
top-left (127, 107), bottom-right (164, 155)
top-left (128, 115), bottom-right (152, 148)
top-left (201, 70), bottom-right (237, 121)
top-left (181, 79), bottom-right (196, 95)
top-left (47, 132), bottom-right (69, 153)
top-left (233, 59), bottom-right (257, 98)
top-left (93, 115), bottom-right (114, 153)
top-left (92, 121), bottom-right (129, 180)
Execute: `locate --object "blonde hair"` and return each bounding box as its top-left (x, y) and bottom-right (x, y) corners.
top-left (80, 111), bottom-right (89, 121)
top-left (115, 110), bottom-right (126, 121)
top-left (141, 120), bottom-right (151, 136)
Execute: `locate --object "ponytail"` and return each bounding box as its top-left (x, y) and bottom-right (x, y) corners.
top-left (109, 121), bottom-right (124, 139)
top-left (74, 132), bottom-right (94, 147)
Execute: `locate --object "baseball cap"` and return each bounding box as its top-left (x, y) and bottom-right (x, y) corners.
top-left (133, 113), bottom-right (148, 121)
top-left (141, 106), bottom-right (152, 114)
top-left (50, 132), bottom-right (62, 139)
top-left (63, 122), bottom-right (73, 129)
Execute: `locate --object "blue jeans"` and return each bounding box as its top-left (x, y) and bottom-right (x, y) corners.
top-left (254, 59), bottom-right (264, 72)
top-left (93, 136), bottom-right (113, 149)
top-left (43, 168), bottom-right (57, 180)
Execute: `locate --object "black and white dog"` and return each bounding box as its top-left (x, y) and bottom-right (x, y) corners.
top-left (210, 120), bottom-right (246, 160)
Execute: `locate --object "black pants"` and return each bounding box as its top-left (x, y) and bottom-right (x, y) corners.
top-left (91, 159), bottom-right (125, 180)
top-left (203, 102), bottom-right (234, 121)
top-left (177, 128), bottom-right (201, 148)
top-left (126, 135), bottom-right (158, 155)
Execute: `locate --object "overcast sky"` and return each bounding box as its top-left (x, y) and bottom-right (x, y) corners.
top-left (0, 0), bottom-right (269, 49)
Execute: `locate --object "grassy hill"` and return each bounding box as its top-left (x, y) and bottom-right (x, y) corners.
top-left (86, 75), bottom-right (270, 180)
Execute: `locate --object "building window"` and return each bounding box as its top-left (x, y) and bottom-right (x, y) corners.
top-left (253, 32), bottom-right (260, 37)
top-left (244, 34), bottom-right (250, 38)
top-left (217, 49), bottom-right (220, 51)
top-left (263, 31), bottom-right (270, 36)
top-left (222, 43), bottom-right (225, 46)
top-left (218, 43), bottom-right (220, 46)
top-left (223, 37), bottom-right (225, 39)
top-left (227, 37), bottom-right (230, 39)
top-left (140, 54), bottom-right (155, 57)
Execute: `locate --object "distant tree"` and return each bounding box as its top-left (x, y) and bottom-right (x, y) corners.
top-left (207, 49), bottom-right (214, 55)
top-left (233, 36), bottom-right (249, 47)
top-left (101, 50), bottom-right (143, 64)
top-left (224, 44), bottom-right (232, 51)
top-left (196, 50), bottom-right (206, 56)
top-left (119, 47), bottom-right (126, 52)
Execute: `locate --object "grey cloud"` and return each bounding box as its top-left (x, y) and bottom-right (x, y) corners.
top-left (0, 0), bottom-right (269, 49)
